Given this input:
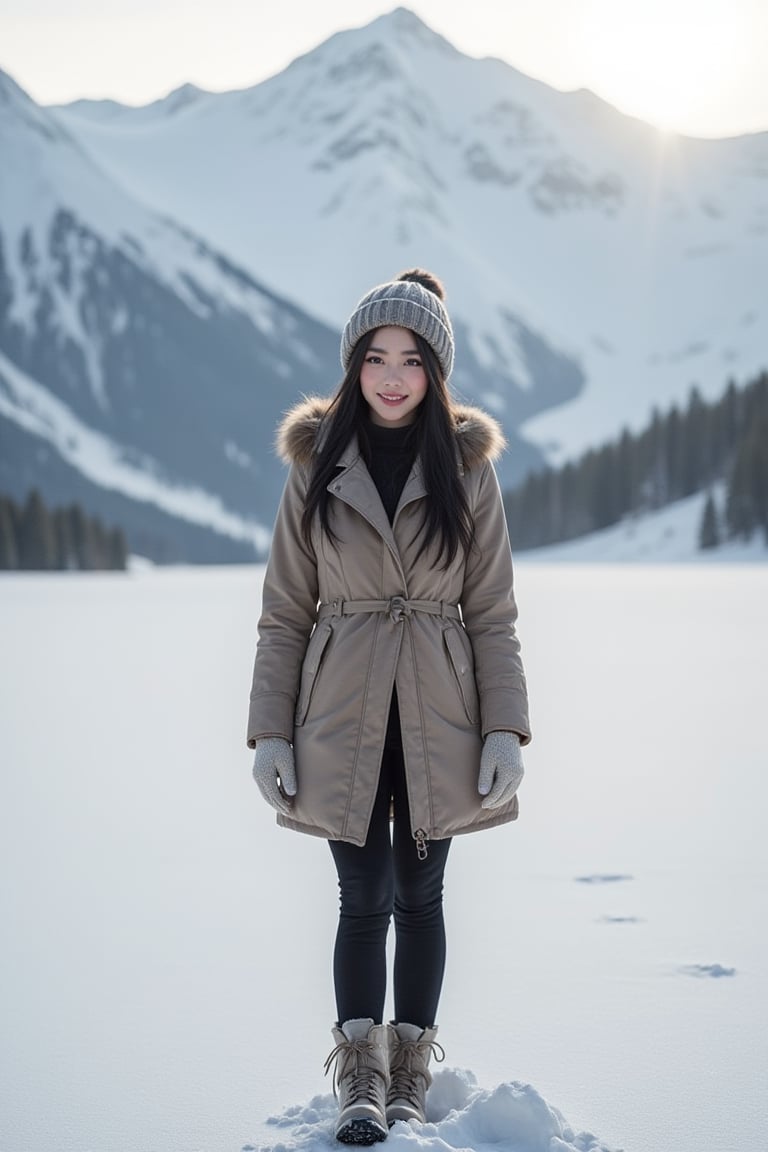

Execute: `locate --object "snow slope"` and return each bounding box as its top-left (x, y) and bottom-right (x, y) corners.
top-left (0, 66), bottom-right (341, 560)
top-left (519, 485), bottom-right (767, 563)
top-left (1, 564), bottom-right (766, 1152)
top-left (0, 349), bottom-right (271, 551)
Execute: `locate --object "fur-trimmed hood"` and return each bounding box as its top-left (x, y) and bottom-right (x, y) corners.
top-left (276, 395), bottom-right (506, 471)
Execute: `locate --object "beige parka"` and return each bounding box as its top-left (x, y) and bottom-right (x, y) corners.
top-left (247, 396), bottom-right (531, 847)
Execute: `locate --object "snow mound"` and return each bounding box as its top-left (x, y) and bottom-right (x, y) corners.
top-left (249, 1069), bottom-right (619, 1152)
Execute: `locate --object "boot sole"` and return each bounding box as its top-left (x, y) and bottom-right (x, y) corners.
top-left (335, 1118), bottom-right (388, 1145)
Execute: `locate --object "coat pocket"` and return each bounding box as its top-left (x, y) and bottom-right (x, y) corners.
top-left (295, 621), bottom-right (333, 726)
top-left (443, 625), bottom-right (479, 725)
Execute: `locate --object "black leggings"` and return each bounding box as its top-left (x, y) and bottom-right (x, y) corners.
top-left (328, 743), bottom-right (451, 1029)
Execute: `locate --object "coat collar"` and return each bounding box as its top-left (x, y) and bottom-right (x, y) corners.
top-left (276, 394), bottom-right (506, 471)
top-left (331, 437), bottom-right (427, 576)
top-left (275, 394), bottom-right (504, 580)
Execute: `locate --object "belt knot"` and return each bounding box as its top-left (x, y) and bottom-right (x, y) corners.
top-left (388, 596), bottom-right (411, 624)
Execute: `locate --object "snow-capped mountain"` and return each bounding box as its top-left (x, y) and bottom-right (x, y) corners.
top-left (0, 67), bottom-right (340, 561)
top-left (3, 8), bottom-right (765, 561)
top-left (54, 6), bottom-right (767, 465)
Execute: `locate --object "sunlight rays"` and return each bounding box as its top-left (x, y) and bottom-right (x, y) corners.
top-left (576, 0), bottom-right (754, 134)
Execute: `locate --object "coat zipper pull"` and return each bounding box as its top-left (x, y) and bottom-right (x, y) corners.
top-left (414, 828), bottom-right (429, 861)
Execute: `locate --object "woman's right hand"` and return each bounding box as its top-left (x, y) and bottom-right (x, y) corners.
top-left (252, 737), bottom-right (297, 815)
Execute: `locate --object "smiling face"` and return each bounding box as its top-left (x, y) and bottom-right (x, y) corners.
top-left (359, 326), bottom-right (429, 427)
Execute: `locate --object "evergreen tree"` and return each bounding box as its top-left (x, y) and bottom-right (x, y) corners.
top-left (87, 518), bottom-right (105, 569)
top-left (503, 369), bottom-right (767, 552)
top-left (720, 378), bottom-right (741, 461)
top-left (698, 491), bottom-right (720, 550)
top-left (0, 497), bottom-right (19, 569)
top-left (725, 403), bottom-right (768, 542)
top-left (68, 504), bottom-right (94, 568)
top-left (664, 404), bottom-right (684, 501)
top-left (643, 408), bottom-right (666, 509)
top-left (18, 489), bottom-right (57, 570)
top-left (616, 428), bottom-right (637, 518)
top-left (726, 449), bottom-right (753, 539)
top-left (53, 506), bottom-right (78, 570)
top-left (684, 386), bottom-right (711, 495)
top-left (0, 491), bottom-right (128, 571)
top-left (107, 527), bottom-right (128, 570)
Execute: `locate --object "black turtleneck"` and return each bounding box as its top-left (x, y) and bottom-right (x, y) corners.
top-left (362, 418), bottom-right (419, 750)
top-left (364, 419), bottom-right (418, 523)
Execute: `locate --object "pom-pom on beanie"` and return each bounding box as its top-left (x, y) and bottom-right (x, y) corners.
top-left (340, 269), bottom-right (455, 381)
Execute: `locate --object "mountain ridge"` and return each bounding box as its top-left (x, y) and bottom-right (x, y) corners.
top-left (0, 66), bottom-right (343, 560)
top-left (49, 6), bottom-right (766, 466)
top-left (2, 8), bottom-right (765, 560)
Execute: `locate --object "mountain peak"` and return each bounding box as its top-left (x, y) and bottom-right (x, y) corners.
top-left (0, 66), bottom-right (34, 111)
top-left (364, 5), bottom-right (456, 53)
top-left (150, 82), bottom-right (208, 116)
top-left (0, 65), bottom-right (70, 146)
top-left (376, 6), bottom-right (433, 31)
top-left (299, 4), bottom-right (456, 76)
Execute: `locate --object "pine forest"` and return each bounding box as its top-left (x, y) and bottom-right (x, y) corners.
top-left (502, 371), bottom-right (768, 552)
top-left (0, 490), bottom-right (127, 571)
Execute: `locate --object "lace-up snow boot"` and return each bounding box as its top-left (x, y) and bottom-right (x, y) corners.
top-left (385, 1022), bottom-right (444, 1126)
top-left (324, 1018), bottom-right (390, 1145)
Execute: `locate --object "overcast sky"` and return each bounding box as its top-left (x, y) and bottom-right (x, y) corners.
top-left (2, 0), bottom-right (767, 138)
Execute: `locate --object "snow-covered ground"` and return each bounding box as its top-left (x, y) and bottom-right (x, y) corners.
top-left (1, 563), bottom-right (766, 1152)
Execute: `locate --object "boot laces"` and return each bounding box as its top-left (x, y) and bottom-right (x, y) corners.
top-left (324, 1038), bottom-right (386, 1103)
top-left (388, 1037), bottom-right (445, 1107)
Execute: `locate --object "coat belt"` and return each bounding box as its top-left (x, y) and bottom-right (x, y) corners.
top-left (317, 596), bottom-right (461, 624)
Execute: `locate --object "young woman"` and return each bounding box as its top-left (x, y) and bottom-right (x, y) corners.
top-left (247, 269), bottom-right (531, 1145)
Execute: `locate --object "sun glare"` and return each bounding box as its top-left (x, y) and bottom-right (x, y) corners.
top-left (577, 0), bottom-right (750, 133)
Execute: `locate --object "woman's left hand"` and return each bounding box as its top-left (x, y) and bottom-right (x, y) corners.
top-left (252, 737), bottom-right (297, 815)
top-left (478, 731), bottom-right (524, 809)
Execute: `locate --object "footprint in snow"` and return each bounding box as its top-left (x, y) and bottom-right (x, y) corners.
top-left (575, 874), bottom-right (633, 884)
top-left (679, 963), bottom-right (736, 979)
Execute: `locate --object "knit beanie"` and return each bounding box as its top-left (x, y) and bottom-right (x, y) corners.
top-left (340, 269), bottom-right (455, 381)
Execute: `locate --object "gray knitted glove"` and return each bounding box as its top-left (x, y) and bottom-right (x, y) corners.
top-left (478, 731), bottom-right (524, 809)
top-left (252, 737), bottom-right (297, 815)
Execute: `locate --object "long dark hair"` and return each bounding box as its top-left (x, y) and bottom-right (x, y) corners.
top-left (301, 332), bottom-right (475, 567)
